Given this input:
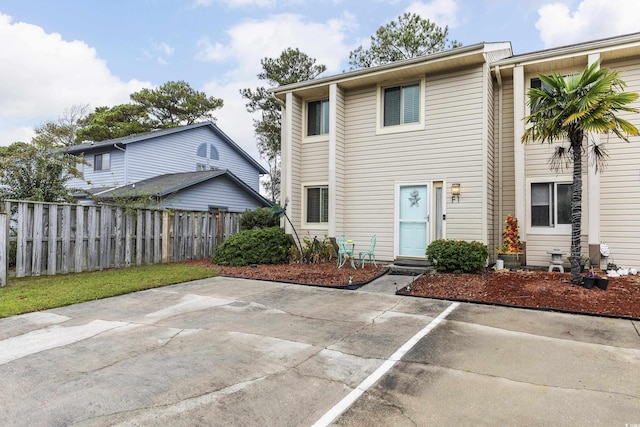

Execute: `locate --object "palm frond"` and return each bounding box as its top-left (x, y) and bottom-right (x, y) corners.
top-left (548, 145), bottom-right (572, 172)
top-left (589, 141), bottom-right (609, 173)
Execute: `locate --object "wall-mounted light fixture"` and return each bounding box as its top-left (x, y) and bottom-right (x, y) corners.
top-left (451, 183), bottom-right (461, 203)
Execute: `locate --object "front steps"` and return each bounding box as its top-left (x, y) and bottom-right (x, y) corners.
top-left (388, 259), bottom-right (435, 276)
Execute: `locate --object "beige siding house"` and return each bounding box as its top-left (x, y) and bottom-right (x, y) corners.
top-left (275, 33), bottom-right (640, 269)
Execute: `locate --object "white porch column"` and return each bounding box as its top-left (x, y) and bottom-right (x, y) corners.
top-left (513, 66), bottom-right (527, 247)
top-left (328, 84), bottom-right (337, 237)
top-left (587, 53), bottom-right (601, 265)
top-left (282, 93), bottom-right (293, 235)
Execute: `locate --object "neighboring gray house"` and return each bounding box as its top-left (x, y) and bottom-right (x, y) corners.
top-left (66, 122), bottom-right (271, 212)
top-left (92, 169), bottom-right (271, 211)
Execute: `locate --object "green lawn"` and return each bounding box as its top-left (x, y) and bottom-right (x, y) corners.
top-left (0, 263), bottom-right (219, 318)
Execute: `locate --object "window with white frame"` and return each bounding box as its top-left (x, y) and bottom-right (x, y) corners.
top-left (531, 182), bottom-right (571, 227)
top-left (306, 186), bottom-right (328, 223)
top-left (307, 99), bottom-right (329, 136)
top-left (93, 153), bottom-right (110, 171)
top-left (383, 83), bottom-right (420, 127)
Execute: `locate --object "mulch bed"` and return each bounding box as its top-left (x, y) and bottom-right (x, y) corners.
top-left (179, 260), bottom-right (640, 319)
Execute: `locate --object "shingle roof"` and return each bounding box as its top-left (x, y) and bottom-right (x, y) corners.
top-left (93, 169), bottom-right (272, 206)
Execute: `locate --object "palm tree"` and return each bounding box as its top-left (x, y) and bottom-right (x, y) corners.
top-left (522, 60), bottom-right (639, 285)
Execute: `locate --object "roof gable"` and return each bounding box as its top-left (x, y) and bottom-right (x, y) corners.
top-left (66, 122), bottom-right (267, 174)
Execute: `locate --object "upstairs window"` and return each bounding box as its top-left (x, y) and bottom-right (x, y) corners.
top-left (209, 144), bottom-right (219, 160)
top-left (531, 182), bottom-right (571, 227)
top-left (307, 99), bottom-right (329, 136)
top-left (306, 186), bottom-right (328, 223)
top-left (384, 83), bottom-right (420, 127)
top-left (94, 153), bottom-right (110, 171)
top-left (197, 143), bottom-right (207, 157)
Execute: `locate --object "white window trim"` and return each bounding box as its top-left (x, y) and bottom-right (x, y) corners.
top-left (376, 77), bottom-right (425, 136)
top-left (302, 98), bottom-right (330, 143)
top-left (526, 176), bottom-right (573, 235)
top-left (301, 182), bottom-right (329, 230)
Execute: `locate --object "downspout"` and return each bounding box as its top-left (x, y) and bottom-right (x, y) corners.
top-left (113, 143), bottom-right (127, 184)
top-left (495, 65), bottom-right (504, 257)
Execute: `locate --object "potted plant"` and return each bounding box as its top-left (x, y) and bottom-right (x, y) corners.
top-left (582, 270), bottom-right (598, 289)
top-left (581, 270), bottom-right (609, 290)
top-left (596, 275), bottom-right (609, 290)
top-left (497, 214), bottom-right (523, 269)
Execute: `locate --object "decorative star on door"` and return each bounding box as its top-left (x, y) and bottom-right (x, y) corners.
top-left (409, 190), bottom-right (421, 207)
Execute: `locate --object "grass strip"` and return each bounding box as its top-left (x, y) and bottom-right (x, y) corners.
top-left (0, 263), bottom-right (219, 318)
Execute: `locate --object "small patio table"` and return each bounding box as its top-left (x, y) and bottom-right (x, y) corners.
top-left (338, 240), bottom-right (357, 269)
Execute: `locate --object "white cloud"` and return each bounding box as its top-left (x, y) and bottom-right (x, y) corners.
top-left (195, 37), bottom-right (230, 62)
top-left (406, 0), bottom-right (460, 28)
top-left (536, 0), bottom-right (640, 48)
top-left (155, 42), bottom-right (174, 56)
top-left (0, 13), bottom-right (152, 146)
top-left (195, 13), bottom-right (355, 76)
top-left (0, 127), bottom-right (35, 145)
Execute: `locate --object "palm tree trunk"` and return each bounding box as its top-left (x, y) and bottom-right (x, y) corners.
top-left (570, 135), bottom-right (583, 285)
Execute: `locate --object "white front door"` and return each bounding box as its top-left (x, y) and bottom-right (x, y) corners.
top-left (398, 184), bottom-right (429, 257)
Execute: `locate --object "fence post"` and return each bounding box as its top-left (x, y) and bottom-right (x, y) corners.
top-left (0, 212), bottom-right (7, 287)
top-left (162, 210), bottom-right (170, 263)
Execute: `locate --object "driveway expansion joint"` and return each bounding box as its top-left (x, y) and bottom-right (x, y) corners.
top-left (410, 362), bottom-right (640, 400)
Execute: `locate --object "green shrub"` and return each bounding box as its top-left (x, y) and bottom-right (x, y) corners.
top-left (426, 239), bottom-right (489, 273)
top-left (212, 226), bottom-right (291, 266)
top-left (239, 207), bottom-right (280, 231)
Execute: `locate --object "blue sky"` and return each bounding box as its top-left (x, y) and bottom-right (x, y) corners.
top-left (1, 0), bottom-right (639, 162)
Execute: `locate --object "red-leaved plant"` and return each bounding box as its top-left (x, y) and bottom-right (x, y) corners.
top-left (499, 214), bottom-right (523, 254)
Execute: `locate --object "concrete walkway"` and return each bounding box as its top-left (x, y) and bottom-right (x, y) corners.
top-left (0, 276), bottom-right (638, 426)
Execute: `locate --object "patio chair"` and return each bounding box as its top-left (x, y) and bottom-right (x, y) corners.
top-left (336, 235), bottom-right (355, 268)
top-left (359, 234), bottom-right (377, 268)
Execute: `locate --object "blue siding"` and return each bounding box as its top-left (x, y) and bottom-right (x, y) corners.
top-left (159, 175), bottom-right (268, 212)
top-left (67, 148), bottom-right (125, 191)
top-left (125, 127), bottom-right (261, 191)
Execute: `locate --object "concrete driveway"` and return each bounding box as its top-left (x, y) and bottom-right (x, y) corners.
top-left (0, 276), bottom-right (638, 426)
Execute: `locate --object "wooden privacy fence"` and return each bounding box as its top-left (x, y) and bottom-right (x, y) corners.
top-left (0, 201), bottom-right (242, 286)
